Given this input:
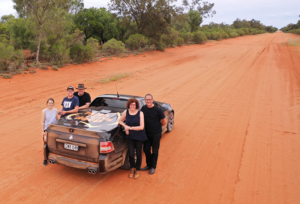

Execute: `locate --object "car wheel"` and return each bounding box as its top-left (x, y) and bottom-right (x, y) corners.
top-left (167, 111), bottom-right (174, 132)
top-left (120, 149), bottom-right (130, 170)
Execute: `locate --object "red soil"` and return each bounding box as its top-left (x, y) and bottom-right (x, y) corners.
top-left (1, 32), bottom-right (300, 203)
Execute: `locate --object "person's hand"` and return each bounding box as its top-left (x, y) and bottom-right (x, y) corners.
top-left (126, 130), bottom-right (129, 135)
top-left (124, 125), bottom-right (130, 131)
top-left (61, 111), bottom-right (66, 115)
top-left (43, 132), bottom-right (47, 142)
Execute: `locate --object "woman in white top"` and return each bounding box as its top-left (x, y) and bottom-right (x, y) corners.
top-left (41, 98), bottom-right (59, 166)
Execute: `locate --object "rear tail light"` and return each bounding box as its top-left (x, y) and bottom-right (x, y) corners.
top-left (100, 142), bottom-right (114, 153)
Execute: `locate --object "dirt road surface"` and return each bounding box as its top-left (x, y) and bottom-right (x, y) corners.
top-left (1, 32), bottom-right (300, 204)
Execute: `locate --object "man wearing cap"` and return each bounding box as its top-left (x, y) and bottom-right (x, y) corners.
top-left (59, 86), bottom-right (79, 118)
top-left (74, 84), bottom-right (91, 110)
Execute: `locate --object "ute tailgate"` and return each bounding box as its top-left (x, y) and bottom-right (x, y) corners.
top-left (47, 124), bottom-right (101, 163)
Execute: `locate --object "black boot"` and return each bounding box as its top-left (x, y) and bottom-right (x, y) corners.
top-left (141, 166), bottom-right (151, 171)
top-left (149, 168), bottom-right (156, 175)
top-left (43, 159), bottom-right (47, 166)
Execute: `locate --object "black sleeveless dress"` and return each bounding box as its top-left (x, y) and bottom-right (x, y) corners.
top-left (125, 110), bottom-right (147, 141)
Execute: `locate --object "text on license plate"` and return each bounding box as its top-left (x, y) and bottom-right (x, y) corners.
top-left (64, 143), bottom-right (79, 151)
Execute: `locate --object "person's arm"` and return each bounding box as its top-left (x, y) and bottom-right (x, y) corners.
top-left (118, 110), bottom-right (130, 134)
top-left (130, 111), bottom-right (145, 131)
top-left (78, 102), bottom-right (90, 110)
top-left (41, 110), bottom-right (45, 134)
top-left (79, 93), bottom-right (91, 110)
top-left (56, 109), bottom-right (59, 121)
top-left (61, 106), bottom-right (79, 115)
top-left (58, 104), bottom-right (64, 115)
top-left (158, 108), bottom-right (167, 126)
top-left (118, 110), bottom-right (129, 129)
top-left (161, 118), bottom-right (167, 126)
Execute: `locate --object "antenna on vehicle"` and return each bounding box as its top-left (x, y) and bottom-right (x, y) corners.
top-left (115, 83), bottom-right (120, 98)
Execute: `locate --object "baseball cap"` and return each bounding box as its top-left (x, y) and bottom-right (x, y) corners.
top-left (67, 86), bottom-right (74, 90)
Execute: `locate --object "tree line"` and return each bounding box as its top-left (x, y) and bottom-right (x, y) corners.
top-left (0, 0), bottom-right (277, 75)
top-left (280, 20), bottom-right (300, 35)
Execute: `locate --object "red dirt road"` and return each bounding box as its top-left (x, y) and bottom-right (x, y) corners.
top-left (1, 32), bottom-right (300, 204)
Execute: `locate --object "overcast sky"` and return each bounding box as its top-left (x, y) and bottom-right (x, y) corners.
top-left (1, 0), bottom-right (299, 29)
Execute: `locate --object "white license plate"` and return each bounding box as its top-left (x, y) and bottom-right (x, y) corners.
top-left (64, 143), bottom-right (79, 151)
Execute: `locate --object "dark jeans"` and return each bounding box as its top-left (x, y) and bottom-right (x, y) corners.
top-left (43, 130), bottom-right (48, 161)
top-left (144, 132), bottom-right (161, 169)
top-left (128, 139), bottom-right (143, 170)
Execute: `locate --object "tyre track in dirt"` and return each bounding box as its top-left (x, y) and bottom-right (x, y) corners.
top-left (0, 32), bottom-right (300, 203)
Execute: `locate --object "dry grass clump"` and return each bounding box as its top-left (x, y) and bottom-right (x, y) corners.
top-left (3, 74), bottom-right (12, 79)
top-left (281, 42), bottom-right (285, 46)
top-left (287, 39), bottom-right (300, 46)
top-left (52, 66), bottom-right (58, 71)
top-left (97, 73), bottom-right (131, 84)
top-left (41, 65), bottom-right (48, 70)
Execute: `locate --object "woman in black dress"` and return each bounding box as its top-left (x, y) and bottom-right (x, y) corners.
top-left (118, 98), bottom-right (147, 179)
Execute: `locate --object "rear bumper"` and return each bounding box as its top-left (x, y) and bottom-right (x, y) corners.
top-left (49, 153), bottom-right (98, 170)
top-left (48, 152), bottom-right (124, 174)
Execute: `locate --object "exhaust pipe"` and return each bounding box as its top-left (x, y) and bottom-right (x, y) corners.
top-left (88, 168), bottom-right (97, 175)
top-left (49, 159), bottom-right (56, 164)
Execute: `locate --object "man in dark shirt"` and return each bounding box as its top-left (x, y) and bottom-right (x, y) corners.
top-left (59, 86), bottom-right (79, 118)
top-left (141, 94), bottom-right (167, 175)
top-left (73, 84), bottom-right (91, 110)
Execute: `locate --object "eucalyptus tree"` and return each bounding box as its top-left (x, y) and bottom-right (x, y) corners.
top-left (188, 10), bottom-right (202, 32)
top-left (75, 7), bottom-right (120, 43)
top-left (108, 0), bottom-right (178, 41)
top-left (182, 0), bottom-right (216, 18)
top-left (12, 0), bottom-right (73, 63)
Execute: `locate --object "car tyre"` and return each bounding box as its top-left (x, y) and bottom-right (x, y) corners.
top-left (120, 149), bottom-right (130, 170)
top-left (167, 111), bottom-right (174, 132)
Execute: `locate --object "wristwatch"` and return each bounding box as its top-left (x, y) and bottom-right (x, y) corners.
top-left (130, 127), bottom-right (132, 130)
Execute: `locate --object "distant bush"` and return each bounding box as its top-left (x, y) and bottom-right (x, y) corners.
top-left (180, 32), bottom-right (193, 43)
top-left (156, 42), bottom-right (166, 51)
top-left (291, 28), bottom-right (300, 35)
top-left (229, 31), bottom-right (238, 38)
top-left (29, 70), bottom-right (36, 74)
top-left (49, 43), bottom-right (70, 66)
top-left (87, 37), bottom-right (99, 53)
top-left (126, 34), bottom-right (148, 50)
top-left (177, 37), bottom-right (184, 46)
top-left (52, 65), bottom-right (58, 71)
top-left (0, 42), bottom-right (24, 71)
top-left (161, 29), bottom-right (179, 47)
top-left (220, 31), bottom-right (229, 39)
top-left (236, 29), bottom-right (245, 36)
top-left (102, 38), bottom-right (125, 55)
top-left (70, 44), bottom-right (94, 63)
top-left (41, 65), bottom-right (48, 70)
top-left (210, 31), bottom-right (222, 40)
top-left (192, 31), bottom-right (207, 44)
top-left (2, 74), bottom-right (12, 79)
top-left (241, 28), bottom-right (249, 35)
top-left (248, 28), bottom-right (256, 35)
